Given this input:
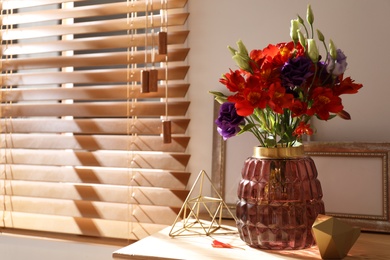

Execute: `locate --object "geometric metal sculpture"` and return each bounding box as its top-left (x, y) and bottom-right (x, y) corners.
top-left (168, 170), bottom-right (237, 237)
top-left (312, 214), bottom-right (361, 259)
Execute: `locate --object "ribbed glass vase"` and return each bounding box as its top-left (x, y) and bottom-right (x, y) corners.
top-left (236, 145), bottom-right (325, 250)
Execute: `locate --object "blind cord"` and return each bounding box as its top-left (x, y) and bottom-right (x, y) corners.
top-left (126, 0), bottom-right (136, 242)
top-left (162, 0), bottom-right (171, 143)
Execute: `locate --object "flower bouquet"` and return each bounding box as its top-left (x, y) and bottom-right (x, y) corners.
top-left (210, 5), bottom-right (363, 148)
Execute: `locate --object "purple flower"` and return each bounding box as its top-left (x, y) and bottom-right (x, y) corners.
top-left (281, 56), bottom-right (314, 89)
top-left (317, 62), bottom-right (335, 85)
top-left (215, 102), bottom-right (244, 140)
top-left (326, 49), bottom-right (348, 76)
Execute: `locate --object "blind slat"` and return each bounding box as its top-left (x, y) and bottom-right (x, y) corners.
top-left (2, 48), bottom-right (190, 71)
top-left (2, 0), bottom-right (188, 25)
top-left (2, 196), bottom-right (179, 224)
top-left (1, 181), bottom-right (189, 206)
top-left (0, 118), bottom-right (190, 134)
top-left (0, 165), bottom-right (190, 189)
top-left (2, 0), bottom-right (86, 10)
top-left (0, 149), bottom-right (190, 170)
top-left (1, 101), bottom-right (189, 117)
top-left (1, 66), bottom-right (189, 85)
top-left (1, 134), bottom-right (190, 152)
top-left (2, 31), bottom-right (189, 56)
top-left (1, 13), bottom-right (189, 40)
top-left (2, 211), bottom-right (167, 240)
top-left (2, 84), bottom-right (189, 102)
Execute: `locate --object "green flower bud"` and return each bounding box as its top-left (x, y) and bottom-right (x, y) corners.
top-left (297, 30), bottom-right (306, 49)
top-left (306, 4), bottom-right (314, 25)
top-left (337, 110), bottom-right (351, 120)
top-left (307, 39), bottom-right (319, 62)
top-left (228, 45), bottom-right (237, 56)
top-left (297, 15), bottom-right (304, 25)
top-left (236, 39), bottom-right (249, 57)
top-left (232, 53), bottom-right (251, 72)
top-left (228, 40), bottom-right (252, 72)
top-left (290, 19), bottom-right (300, 43)
top-left (329, 39), bottom-right (337, 60)
top-left (316, 29), bottom-right (325, 42)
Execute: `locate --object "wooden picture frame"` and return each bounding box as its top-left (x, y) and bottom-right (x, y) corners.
top-left (304, 142), bottom-right (390, 232)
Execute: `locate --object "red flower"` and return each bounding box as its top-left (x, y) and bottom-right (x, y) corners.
top-left (274, 42), bottom-right (296, 64)
top-left (250, 44), bottom-right (290, 87)
top-left (212, 239), bottom-right (234, 249)
top-left (308, 87), bottom-right (343, 120)
top-left (250, 44), bottom-right (279, 64)
top-left (227, 75), bottom-right (269, 116)
top-left (268, 82), bottom-right (294, 114)
top-left (290, 99), bottom-right (308, 117)
top-left (333, 76), bottom-right (363, 96)
top-left (293, 121), bottom-right (314, 137)
top-left (219, 69), bottom-right (246, 93)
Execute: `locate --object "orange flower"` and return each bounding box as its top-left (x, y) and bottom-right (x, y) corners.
top-left (293, 122), bottom-right (314, 137)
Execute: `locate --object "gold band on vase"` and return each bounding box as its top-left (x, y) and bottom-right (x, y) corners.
top-left (253, 145), bottom-right (305, 159)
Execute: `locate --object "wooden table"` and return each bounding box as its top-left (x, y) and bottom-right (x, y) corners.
top-left (112, 225), bottom-right (390, 259)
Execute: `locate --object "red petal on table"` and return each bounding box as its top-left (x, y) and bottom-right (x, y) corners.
top-left (212, 239), bottom-right (233, 248)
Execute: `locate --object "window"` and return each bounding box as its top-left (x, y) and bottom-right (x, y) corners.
top-left (0, 0), bottom-right (190, 241)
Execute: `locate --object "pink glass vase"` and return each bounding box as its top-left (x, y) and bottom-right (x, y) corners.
top-left (236, 145), bottom-right (325, 250)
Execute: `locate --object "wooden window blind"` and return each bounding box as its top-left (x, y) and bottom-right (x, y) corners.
top-left (0, 0), bottom-right (190, 241)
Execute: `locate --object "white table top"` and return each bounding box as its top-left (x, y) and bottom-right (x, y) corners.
top-left (112, 224), bottom-right (390, 260)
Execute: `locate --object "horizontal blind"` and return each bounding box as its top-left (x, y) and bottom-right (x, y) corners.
top-left (0, 0), bottom-right (190, 241)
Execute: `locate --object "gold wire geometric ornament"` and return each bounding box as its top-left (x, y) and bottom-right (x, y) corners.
top-left (169, 170), bottom-right (238, 237)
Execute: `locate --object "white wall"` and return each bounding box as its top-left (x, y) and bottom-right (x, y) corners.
top-left (186, 0), bottom-right (390, 186)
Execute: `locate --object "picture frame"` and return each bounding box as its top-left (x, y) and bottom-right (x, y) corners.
top-left (304, 142), bottom-right (390, 232)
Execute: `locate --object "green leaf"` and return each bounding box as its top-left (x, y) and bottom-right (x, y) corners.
top-left (250, 113), bottom-right (261, 124)
top-left (214, 96), bottom-right (228, 104)
top-left (240, 123), bottom-right (256, 133)
top-left (209, 91), bottom-right (228, 104)
top-left (209, 91), bottom-right (227, 98)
